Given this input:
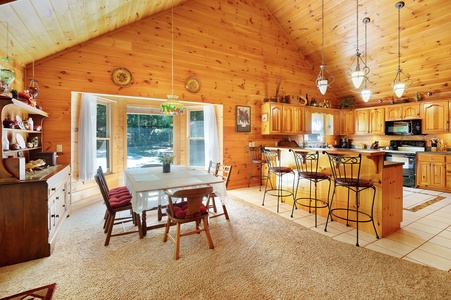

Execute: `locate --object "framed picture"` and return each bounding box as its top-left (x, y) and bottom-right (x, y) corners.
top-left (236, 105), bottom-right (251, 132)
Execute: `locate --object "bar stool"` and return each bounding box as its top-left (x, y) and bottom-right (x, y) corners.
top-left (261, 147), bottom-right (295, 213)
top-left (323, 152), bottom-right (379, 246)
top-left (290, 149), bottom-right (331, 227)
top-left (247, 145), bottom-right (268, 191)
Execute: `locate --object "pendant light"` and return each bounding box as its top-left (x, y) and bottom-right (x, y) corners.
top-left (316, 0), bottom-right (334, 95)
top-left (160, 1), bottom-right (184, 115)
top-left (393, 1), bottom-right (412, 98)
top-left (28, 60), bottom-right (39, 99)
top-left (360, 17), bottom-right (371, 102)
top-left (347, 0), bottom-right (369, 89)
top-left (0, 22), bottom-right (15, 92)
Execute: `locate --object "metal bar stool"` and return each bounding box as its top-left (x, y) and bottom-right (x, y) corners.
top-left (247, 145), bottom-right (268, 191)
top-left (323, 152), bottom-right (379, 246)
top-left (290, 149), bottom-right (331, 227)
top-left (261, 147), bottom-right (295, 213)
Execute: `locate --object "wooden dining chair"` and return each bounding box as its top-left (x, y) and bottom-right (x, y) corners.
top-left (163, 186), bottom-right (214, 260)
top-left (206, 163), bottom-right (232, 220)
top-left (94, 174), bottom-right (142, 246)
top-left (206, 161), bottom-right (219, 212)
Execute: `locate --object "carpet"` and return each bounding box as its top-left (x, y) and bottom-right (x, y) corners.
top-left (0, 195), bottom-right (450, 299)
top-left (0, 283), bottom-right (56, 300)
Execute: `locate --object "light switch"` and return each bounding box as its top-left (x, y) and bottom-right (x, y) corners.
top-left (57, 145), bottom-right (62, 152)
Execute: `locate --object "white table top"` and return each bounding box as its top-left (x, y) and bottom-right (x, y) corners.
top-left (124, 165), bottom-right (227, 213)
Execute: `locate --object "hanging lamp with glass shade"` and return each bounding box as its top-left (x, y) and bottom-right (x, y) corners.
top-left (393, 1), bottom-right (412, 98)
top-left (316, 0), bottom-right (334, 95)
top-left (0, 22), bottom-right (15, 92)
top-left (28, 60), bottom-right (39, 99)
top-left (360, 17), bottom-right (372, 102)
top-left (346, 0), bottom-right (369, 89)
top-left (160, 1), bottom-right (184, 115)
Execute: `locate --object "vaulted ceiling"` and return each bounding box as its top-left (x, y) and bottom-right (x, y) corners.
top-left (0, 0), bottom-right (449, 104)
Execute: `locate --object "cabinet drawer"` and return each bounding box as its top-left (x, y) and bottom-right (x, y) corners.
top-left (47, 166), bottom-right (70, 198)
top-left (418, 154), bottom-right (445, 163)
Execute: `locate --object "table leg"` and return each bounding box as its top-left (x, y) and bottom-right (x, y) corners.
top-left (158, 205), bottom-right (163, 221)
top-left (141, 210), bottom-right (147, 236)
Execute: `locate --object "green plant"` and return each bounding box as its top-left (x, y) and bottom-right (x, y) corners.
top-left (159, 152), bottom-right (175, 165)
top-left (339, 96), bottom-right (355, 110)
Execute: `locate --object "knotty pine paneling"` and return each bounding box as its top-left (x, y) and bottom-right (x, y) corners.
top-left (21, 0), bottom-right (325, 206)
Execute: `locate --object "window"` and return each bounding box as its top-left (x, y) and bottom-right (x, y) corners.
top-left (126, 107), bottom-right (173, 168)
top-left (188, 110), bottom-right (205, 166)
top-left (96, 102), bottom-right (111, 172)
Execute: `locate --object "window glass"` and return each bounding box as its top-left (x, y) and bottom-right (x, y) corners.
top-left (189, 110), bottom-right (205, 166)
top-left (96, 103), bottom-right (110, 171)
top-left (127, 113), bottom-right (173, 168)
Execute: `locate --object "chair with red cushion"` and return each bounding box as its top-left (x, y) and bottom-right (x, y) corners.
top-left (94, 174), bottom-right (142, 246)
top-left (163, 186), bottom-right (214, 260)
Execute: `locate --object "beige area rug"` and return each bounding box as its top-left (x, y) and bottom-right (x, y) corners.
top-left (0, 195), bottom-right (450, 299)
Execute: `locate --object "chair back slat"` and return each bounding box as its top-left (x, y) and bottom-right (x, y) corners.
top-left (216, 164), bottom-right (232, 188)
top-left (291, 150), bottom-right (320, 176)
top-left (261, 148), bottom-right (280, 169)
top-left (165, 186), bottom-right (213, 219)
top-left (248, 146), bottom-right (263, 161)
top-left (207, 160), bottom-right (219, 176)
top-left (94, 174), bottom-right (113, 212)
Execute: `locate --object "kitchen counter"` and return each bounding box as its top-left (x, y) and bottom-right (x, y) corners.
top-left (264, 147), bottom-right (403, 238)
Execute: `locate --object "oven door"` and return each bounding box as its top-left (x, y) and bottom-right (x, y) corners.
top-left (385, 153), bottom-right (414, 169)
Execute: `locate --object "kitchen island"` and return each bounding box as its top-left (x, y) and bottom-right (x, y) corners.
top-left (265, 147), bottom-right (404, 238)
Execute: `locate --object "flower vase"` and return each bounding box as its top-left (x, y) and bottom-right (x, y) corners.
top-left (163, 164), bottom-right (171, 173)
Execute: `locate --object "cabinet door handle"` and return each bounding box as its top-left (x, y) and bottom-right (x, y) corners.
top-left (51, 187), bottom-right (56, 191)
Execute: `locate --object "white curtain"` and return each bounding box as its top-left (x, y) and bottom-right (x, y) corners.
top-left (78, 94), bottom-right (97, 181)
top-left (204, 105), bottom-right (220, 169)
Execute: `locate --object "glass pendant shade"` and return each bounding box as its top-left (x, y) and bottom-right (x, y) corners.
top-left (0, 57), bottom-right (15, 89)
top-left (160, 94), bottom-right (184, 115)
top-left (351, 70), bottom-right (365, 89)
top-left (393, 81), bottom-right (405, 98)
top-left (317, 79), bottom-right (328, 95)
top-left (29, 79), bottom-right (39, 99)
top-left (361, 88), bottom-right (371, 102)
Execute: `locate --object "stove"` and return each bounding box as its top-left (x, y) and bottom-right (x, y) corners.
top-left (385, 140), bottom-right (426, 187)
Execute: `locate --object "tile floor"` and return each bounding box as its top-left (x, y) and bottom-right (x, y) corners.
top-left (228, 186), bottom-right (451, 273)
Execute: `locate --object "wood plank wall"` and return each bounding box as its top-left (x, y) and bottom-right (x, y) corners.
top-left (19, 0), bottom-right (328, 205)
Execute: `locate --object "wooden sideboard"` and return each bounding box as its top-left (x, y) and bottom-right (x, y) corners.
top-left (0, 165), bottom-right (71, 267)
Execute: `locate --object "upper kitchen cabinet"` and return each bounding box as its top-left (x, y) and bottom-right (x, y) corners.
top-left (385, 103), bottom-right (421, 121)
top-left (340, 110), bottom-right (355, 135)
top-left (355, 108), bottom-right (384, 135)
top-left (261, 102), bottom-right (302, 135)
top-left (421, 102), bottom-right (449, 134)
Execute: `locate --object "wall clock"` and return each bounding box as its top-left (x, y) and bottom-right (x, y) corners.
top-left (112, 67), bottom-right (133, 87)
top-left (185, 77), bottom-right (201, 93)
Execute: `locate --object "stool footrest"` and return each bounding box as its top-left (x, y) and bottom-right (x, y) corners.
top-left (294, 197), bottom-right (328, 209)
top-left (329, 208), bottom-right (373, 223)
top-left (265, 189), bottom-right (293, 198)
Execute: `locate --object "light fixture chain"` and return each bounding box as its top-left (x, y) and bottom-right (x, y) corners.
top-left (397, 3), bottom-right (401, 70)
top-left (171, 0), bottom-right (174, 96)
top-left (321, 0), bottom-right (325, 64)
top-left (356, 0), bottom-right (359, 53)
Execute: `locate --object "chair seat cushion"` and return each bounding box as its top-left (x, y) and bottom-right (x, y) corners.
top-left (336, 178), bottom-right (373, 187)
top-left (109, 186), bottom-right (130, 196)
top-left (109, 195), bottom-right (132, 208)
top-left (299, 172), bottom-right (329, 180)
top-left (170, 202), bottom-right (207, 219)
top-left (269, 166), bottom-right (292, 173)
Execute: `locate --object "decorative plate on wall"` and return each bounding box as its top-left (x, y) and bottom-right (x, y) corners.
top-left (111, 67), bottom-right (133, 87)
top-left (185, 77), bottom-right (201, 93)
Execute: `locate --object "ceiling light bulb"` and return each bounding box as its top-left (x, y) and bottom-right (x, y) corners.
top-left (317, 79), bottom-right (328, 95)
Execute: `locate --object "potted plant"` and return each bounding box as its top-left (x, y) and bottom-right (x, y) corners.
top-left (339, 96), bottom-right (355, 110)
top-left (159, 152), bottom-right (175, 173)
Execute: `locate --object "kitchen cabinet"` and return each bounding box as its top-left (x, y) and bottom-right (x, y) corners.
top-left (0, 165), bottom-right (71, 267)
top-left (421, 102), bottom-right (449, 133)
top-left (340, 109), bottom-right (354, 135)
top-left (416, 153), bottom-right (446, 190)
top-left (261, 102), bottom-right (302, 135)
top-left (355, 108), bottom-right (384, 135)
top-left (385, 103), bottom-right (420, 121)
top-left (446, 156), bottom-right (451, 190)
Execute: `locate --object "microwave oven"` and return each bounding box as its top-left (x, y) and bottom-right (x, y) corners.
top-left (385, 119), bottom-right (422, 135)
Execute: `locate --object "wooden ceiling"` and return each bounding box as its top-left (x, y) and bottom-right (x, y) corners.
top-left (0, 0), bottom-right (449, 103)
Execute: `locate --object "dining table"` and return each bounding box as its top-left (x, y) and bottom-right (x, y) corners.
top-left (124, 165), bottom-right (228, 236)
